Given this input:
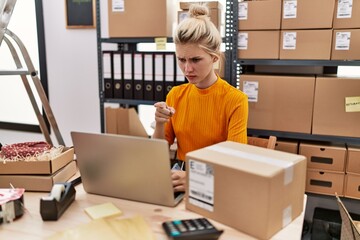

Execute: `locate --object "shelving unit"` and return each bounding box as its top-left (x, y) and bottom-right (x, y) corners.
top-left (96, 0), bottom-right (236, 133)
top-left (231, 0), bottom-right (360, 146)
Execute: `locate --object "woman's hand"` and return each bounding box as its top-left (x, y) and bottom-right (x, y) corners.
top-left (154, 102), bottom-right (175, 124)
top-left (171, 170), bottom-right (186, 192)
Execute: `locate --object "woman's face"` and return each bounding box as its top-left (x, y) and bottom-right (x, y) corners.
top-left (176, 43), bottom-right (217, 89)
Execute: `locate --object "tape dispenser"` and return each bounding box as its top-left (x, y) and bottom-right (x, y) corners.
top-left (40, 182), bottom-right (76, 221)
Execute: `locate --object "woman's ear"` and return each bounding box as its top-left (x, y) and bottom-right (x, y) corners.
top-left (213, 56), bottom-right (218, 63)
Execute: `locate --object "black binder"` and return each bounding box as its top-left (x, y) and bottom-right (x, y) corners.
top-left (133, 53), bottom-right (143, 100)
top-left (113, 51), bottom-right (123, 98)
top-left (164, 53), bottom-right (176, 96)
top-left (123, 52), bottom-right (133, 99)
top-left (154, 53), bottom-right (165, 101)
top-left (102, 51), bottom-right (113, 98)
top-left (143, 53), bottom-right (154, 100)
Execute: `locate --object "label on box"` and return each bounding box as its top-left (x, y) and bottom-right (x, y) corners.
top-left (188, 159), bottom-right (214, 212)
top-left (335, 32), bottom-right (351, 50)
top-left (283, 32), bottom-right (297, 50)
top-left (337, 0), bottom-right (353, 19)
top-left (112, 0), bottom-right (125, 12)
top-left (238, 32), bottom-right (248, 50)
top-left (345, 96), bottom-right (360, 112)
top-left (238, 2), bottom-right (248, 20)
top-left (283, 0), bottom-right (297, 19)
top-left (243, 81), bottom-right (258, 102)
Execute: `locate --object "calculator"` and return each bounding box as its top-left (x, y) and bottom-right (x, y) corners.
top-left (162, 217), bottom-right (224, 240)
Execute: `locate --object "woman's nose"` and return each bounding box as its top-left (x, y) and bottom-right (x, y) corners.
top-left (184, 62), bottom-right (193, 73)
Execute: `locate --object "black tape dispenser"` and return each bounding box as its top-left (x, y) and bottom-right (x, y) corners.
top-left (40, 182), bottom-right (76, 221)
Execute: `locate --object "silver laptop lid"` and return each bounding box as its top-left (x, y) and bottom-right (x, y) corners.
top-left (71, 131), bottom-right (183, 207)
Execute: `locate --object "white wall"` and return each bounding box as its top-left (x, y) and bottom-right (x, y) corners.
top-left (0, 1), bottom-right (100, 146)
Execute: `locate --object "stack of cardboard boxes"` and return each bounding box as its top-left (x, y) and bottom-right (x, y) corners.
top-left (0, 147), bottom-right (77, 191)
top-left (238, 0), bottom-right (360, 60)
top-left (238, 0), bottom-right (360, 199)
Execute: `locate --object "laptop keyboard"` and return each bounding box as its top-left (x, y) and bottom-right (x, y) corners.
top-left (174, 191), bottom-right (185, 199)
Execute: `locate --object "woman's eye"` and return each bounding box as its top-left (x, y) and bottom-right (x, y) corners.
top-left (192, 58), bottom-right (200, 63)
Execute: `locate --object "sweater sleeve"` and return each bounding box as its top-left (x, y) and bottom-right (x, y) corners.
top-left (227, 91), bottom-right (248, 144)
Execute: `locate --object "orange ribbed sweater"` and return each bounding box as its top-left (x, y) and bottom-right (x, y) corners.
top-left (165, 76), bottom-right (248, 161)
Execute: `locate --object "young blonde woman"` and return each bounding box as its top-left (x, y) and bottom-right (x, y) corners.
top-left (153, 4), bottom-right (248, 192)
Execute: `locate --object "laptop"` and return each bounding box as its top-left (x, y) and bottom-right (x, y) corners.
top-left (71, 131), bottom-right (184, 207)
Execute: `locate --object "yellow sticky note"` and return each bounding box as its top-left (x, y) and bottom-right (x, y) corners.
top-left (84, 202), bottom-right (122, 220)
top-left (155, 37), bottom-right (167, 50)
top-left (345, 96), bottom-right (360, 112)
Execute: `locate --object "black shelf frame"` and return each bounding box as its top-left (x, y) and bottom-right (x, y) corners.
top-left (248, 129), bottom-right (360, 145)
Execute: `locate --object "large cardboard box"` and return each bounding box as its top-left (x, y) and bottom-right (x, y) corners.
top-left (275, 140), bottom-right (299, 154)
top-left (105, 107), bottom-right (148, 137)
top-left (312, 76), bottom-right (360, 138)
top-left (331, 29), bottom-right (360, 60)
top-left (333, 0), bottom-right (360, 29)
top-left (306, 169), bottom-right (345, 196)
top-left (238, 30), bottom-right (280, 59)
top-left (279, 30), bottom-right (332, 60)
top-left (344, 173), bottom-right (360, 199)
top-left (179, 1), bottom-right (222, 30)
top-left (108, 0), bottom-right (175, 37)
top-left (0, 147), bottom-right (74, 175)
top-left (299, 143), bottom-right (347, 172)
top-left (240, 74), bottom-right (315, 133)
top-left (185, 141), bottom-right (306, 239)
top-left (0, 160), bottom-right (77, 192)
top-left (346, 147), bottom-right (360, 174)
top-left (281, 0), bottom-right (335, 29)
top-left (238, 0), bottom-right (281, 30)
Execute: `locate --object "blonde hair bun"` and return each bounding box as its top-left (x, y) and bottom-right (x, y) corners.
top-left (189, 4), bottom-right (210, 19)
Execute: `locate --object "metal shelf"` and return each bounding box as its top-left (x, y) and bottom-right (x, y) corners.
top-left (248, 129), bottom-right (360, 145)
top-left (238, 59), bottom-right (360, 66)
top-left (101, 37), bottom-right (174, 44)
top-left (104, 98), bottom-right (156, 106)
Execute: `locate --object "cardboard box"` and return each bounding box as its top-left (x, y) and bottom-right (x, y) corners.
top-left (185, 141), bottom-right (306, 239)
top-left (108, 0), bottom-right (175, 37)
top-left (238, 30), bottom-right (280, 59)
top-left (333, 0), bottom-right (360, 29)
top-left (105, 107), bottom-right (148, 137)
top-left (239, 0), bottom-right (281, 30)
top-left (306, 169), bottom-right (345, 196)
top-left (178, 1), bottom-right (222, 30)
top-left (331, 29), bottom-right (360, 60)
top-left (344, 173), bottom-right (360, 199)
top-left (312, 76), bottom-right (360, 138)
top-left (0, 160), bottom-right (77, 192)
top-left (299, 143), bottom-right (346, 172)
top-left (275, 140), bottom-right (299, 154)
top-left (281, 0), bottom-right (335, 29)
top-left (279, 30), bottom-right (332, 60)
top-left (240, 74), bottom-right (315, 133)
top-left (346, 147), bottom-right (360, 174)
top-left (0, 147), bottom-right (74, 175)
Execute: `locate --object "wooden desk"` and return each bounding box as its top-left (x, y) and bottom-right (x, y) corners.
top-left (0, 184), bottom-right (306, 240)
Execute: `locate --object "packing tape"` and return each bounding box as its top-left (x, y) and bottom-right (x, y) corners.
top-left (205, 145), bottom-right (294, 185)
top-left (50, 184), bottom-right (65, 202)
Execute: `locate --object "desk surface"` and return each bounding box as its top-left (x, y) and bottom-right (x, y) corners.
top-left (0, 182), bottom-right (306, 240)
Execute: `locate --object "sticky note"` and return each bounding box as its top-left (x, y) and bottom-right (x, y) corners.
top-left (155, 37), bottom-right (167, 50)
top-left (84, 202), bottom-right (122, 220)
top-left (345, 96), bottom-right (360, 112)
